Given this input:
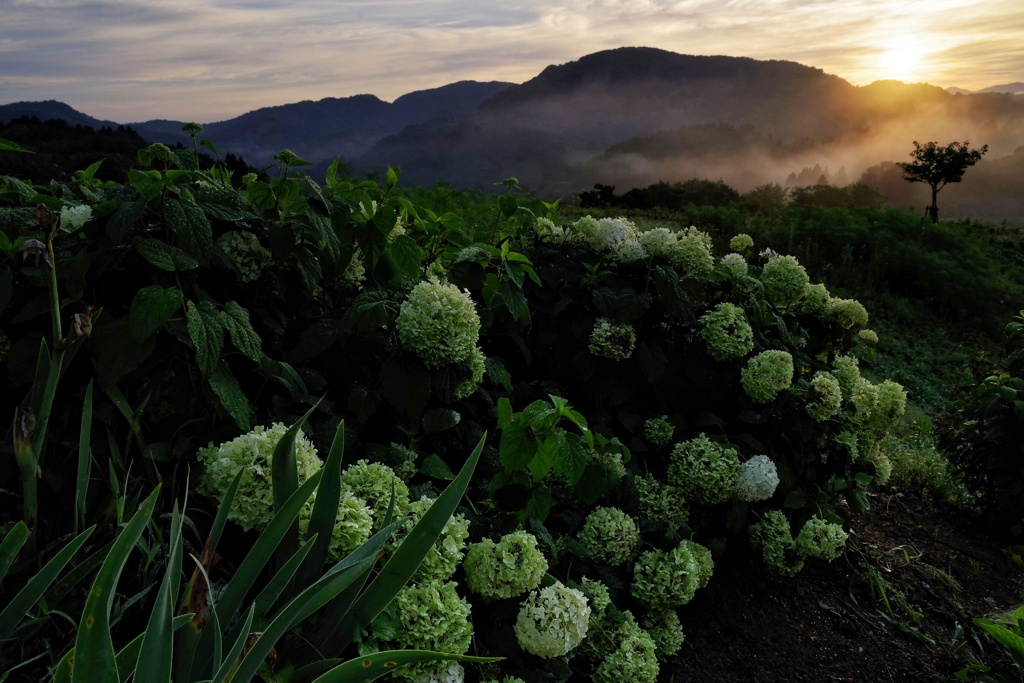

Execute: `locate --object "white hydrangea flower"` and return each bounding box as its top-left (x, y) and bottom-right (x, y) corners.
top-left (514, 581), bottom-right (590, 658)
top-left (60, 204), bottom-right (92, 230)
top-left (396, 277), bottom-right (481, 368)
top-left (734, 454), bottom-right (780, 502)
top-left (720, 252), bottom-right (748, 274)
top-left (414, 662), bottom-right (464, 683)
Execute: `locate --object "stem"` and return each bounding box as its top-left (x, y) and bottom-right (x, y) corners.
top-left (46, 237), bottom-right (62, 342)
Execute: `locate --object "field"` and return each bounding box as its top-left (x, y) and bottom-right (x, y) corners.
top-left (1, 138), bottom-right (1023, 682)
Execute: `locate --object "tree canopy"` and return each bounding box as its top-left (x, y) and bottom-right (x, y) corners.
top-left (897, 140), bottom-right (988, 223)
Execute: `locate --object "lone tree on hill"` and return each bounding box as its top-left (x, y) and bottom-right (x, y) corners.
top-left (897, 140), bottom-right (988, 223)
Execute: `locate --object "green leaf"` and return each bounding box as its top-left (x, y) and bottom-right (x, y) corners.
top-left (133, 237), bottom-right (199, 271)
top-left (528, 434), bottom-right (560, 481)
top-left (385, 166), bottom-right (400, 189)
top-left (222, 301), bottom-right (263, 362)
top-left (130, 285), bottom-right (184, 341)
top-left (300, 420), bottom-right (347, 587)
top-left (484, 357), bottom-right (513, 393)
top-left (272, 405), bottom-right (320, 568)
top-left (387, 235), bottom-right (422, 279)
top-left (106, 200), bottom-right (146, 243)
top-left (975, 618), bottom-right (1024, 668)
top-left (499, 422), bottom-right (534, 471)
top-left (418, 454), bottom-right (455, 481)
top-left (422, 408), bottom-right (460, 435)
top-left (72, 487), bottom-right (160, 682)
top-left (498, 194), bottom-right (518, 218)
top-left (554, 431), bottom-right (589, 487)
top-left (0, 525), bottom-right (95, 639)
top-left (76, 381), bottom-right (93, 533)
top-left (0, 138), bottom-right (33, 153)
top-left (134, 502), bottom-right (185, 683)
top-left (165, 188), bottom-right (213, 257)
top-left (209, 363), bottom-right (254, 431)
top-left (186, 300), bottom-right (225, 377)
top-left (311, 651), bottom-right (501, 683)
top-left (343, 290), bottom-right (399, 332)
top-left (0, 521), bottom-right (30, 584)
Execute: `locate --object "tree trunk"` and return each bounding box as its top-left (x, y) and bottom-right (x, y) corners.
top-left (929, 186), bottom-right (939, 224)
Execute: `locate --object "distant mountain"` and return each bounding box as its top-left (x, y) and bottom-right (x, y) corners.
top-left (0, 100), bottom-right (119, 129)
top-left (978, 82), bottom-right (1024, 95)
top-left (3, 48), bottom-right (1023, 219)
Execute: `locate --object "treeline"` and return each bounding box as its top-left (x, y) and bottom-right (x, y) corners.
top-left (579, 178), bottom-right (888, 212)
top-left (0, 116), bottom-right (258, 184)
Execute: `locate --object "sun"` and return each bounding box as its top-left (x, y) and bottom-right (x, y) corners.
top-left (876, 42), bottom-right (924, 83)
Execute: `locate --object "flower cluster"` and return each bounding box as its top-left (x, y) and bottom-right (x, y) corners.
top-left (481, 677), bottom-right (526, 683)
top-left (760, 253), bottom-right (809, 306)
top-left (60, 204), bottom-right (92, 231)
top-left (298, 490), bottom-right (374, 559)
top-left (741, 350), bottom-right (794, 403)
top-left (849, 378), bottom-right (908, 435)
top-left (719, 252), bottom-right (748, 274)
top-left (832, 354), bottom-right (862, 400)
top-left (417, 663), bottom-right (464, 683)
top-left (730, 233), bottom-right (754, 252)
top-left (396, 277), bottom-right (481, 368)
top-left (454, 346), bottom-right (486, 400)
top-left (592, 613), bottom-right (659, 683)
top-left (631, 539), bottom-right (712, 608)
top-left (341, 459), bottom-right (411, 530)
top-left (589, 318), bottom-right (637, 360)
top-left (218, 230), bottom-right (272, 283)
top-left (642, 415), bottom-right (674, 447)
top-left (514, 581), bottom-right (591, 658)
top-left (699, 302), bottom-right (754, 361)
top-left (806, 371), bottom-right (843, 422)
top-left (572, 216), bottom-right (644, 263)
top-left (825, 296), bottom-right (869, 329)
top-left (196, 423), bottom-right (323, 532)
top-left (641, 608), bottom-right (686, 658)
top-left (389, 580), bottom-right (473, 681)
top-left (631, 474), bottom-right (689, 531)
top-left (734, 454), bottom-right (780, 502)
top-left (389, 496), bottom-right (470, 582)
top-left (578, 507), bottom-right (641, 565)
top-left (573, 576), bottom-right (612, 625)
top-left (749, 510), bottom-right (804, 577)
top-left (638, 226), bottom-right (715, 278)
top-left (339, 247), bottom-right (366, 290)
top-left (794, 516), bottom-right (848, 561)
top-left (802, 282), bottom-right (831, 314)
top-left (536, 216), bottom-right (569, 244)
top-left (464, 530), bottom-right (548, 600)
top-left (668, 434), bottom-right (741, 505)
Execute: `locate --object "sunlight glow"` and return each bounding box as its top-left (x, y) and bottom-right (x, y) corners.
top-left (877, 42), bottom-right (925, 82)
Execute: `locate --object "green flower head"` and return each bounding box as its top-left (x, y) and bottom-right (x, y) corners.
top-left (667, 434), bottom-right (741, 505)
top-left (825, 297), bottom-right (869, 329)
top-left (642, 415), bottom-right (675, 447)
top-left (396, 277), bottom-right (481, 368)
top-left (631, 473), bottom-right (689, 531)
top-left (741, 350), bottom-right (794, 403)
top-left (341, 459), bottom-right (410, 530)
top-left (578, 506), bottom-right (641, 566)
top-left (641, 608), bottom-right (686, 659)
top-left (699, 302), bottom-right (754, 361)
top-left (734, 454), bottom-right (780, 502)
top-left (760, 252), bottom-right (809, 306)
top-left (464, 530), bottom-right (548, 600)
top-left (218, 230), bottom-right (272, 283)
top-left (631, 540), bottom-right (711, 608)
top-left (730, 233), bottom-right (754, 252)
top-left (388, 495), bottom-right (470, 582)
top-left (794, 516), bottom-right (848, 561)
top-left (387, 580), bottom-right (473, 681)
top-left (749, 510), bottom-right (803, 577)
top-left (515, 581), bottom-right (591, 658)
top-left (589, 318), bottom-right (637, 360)
top-left (807, 371), bottom-right (843, 422)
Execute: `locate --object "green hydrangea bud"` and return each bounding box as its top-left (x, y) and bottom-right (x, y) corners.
top-left (464, 530), bottom-right (548, 600)
top-left (826, 297), bottom-right (869, 329)
top-left (807, 371), bottom-right (843, 422)
top-left (515, 581), bottom-right (590, 658)
top-left (453, 346), bottom-right (486, 400)
top-left (396, 277), bottom-right (481, 368)
top-left (632, 540), bottom-right (710, 608)
top-left (389, 580), bottom-right (473, 681)
top-left (802, 282), bottom-right (831, 314)
top-left (594, 619), bottom-right (659, 683)
top-left (730, 233), bottom-right (754, 252)
top-left (794, 516), bottom-right (848, 561)
top-left (631, 473), bottom-right (689, 531)
top-left (749, 510), bottom-right (804, 576)
top-left (858, 328), bottom-right (879, 345)
top-left (589, 318), bottom-right (636, 360)
top-left (760, 252), bottom-right (809, 306)
top-left (341, 459), bottom-right (410, 530)
top-left (578, 507), bottom-right (641, 566)
top-left (741, 350), bottom-right (794, 403)
top-left (668, 434), bottom-right (741, 505)
top-left (699, 302), bottom-right (754, 361)
top-left (642, 415), bottom-right (674, 447)
top-left (218, 230), bottom-right (272, 283)
top-left (641, 608), bottom-right (686, 659)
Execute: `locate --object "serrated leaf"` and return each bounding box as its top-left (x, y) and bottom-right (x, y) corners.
top-left (484, 357), bottom-right (512, 392)
top-left (107, 200), bottom-right (145, 243)
top-left (130, 285), bottom-right (184, 341)
top-left (133, 236), bottom-right (199, 271)
top-left (528, 434), bottom-right (560, 481)
top-left (554, 431), bottom-right (588, 486)
top-left (342, 290), bottom-right (398, 332)
top-left (209, 363), bottom-right (254, 431)
top-left (499, 422), bottom-right (534, 471)
top-left (186, 300), bottom-right (225, 377)
top-left (422, 408), bottom-right (460, 435)
top-left (222, 301), bottom-right (263, 362)
top-left (165, 188), bottom-right (213, 257)
top-left (387, 235), bottom-right (422, 278)
top-left (418, 454), bottom-right (455, 480)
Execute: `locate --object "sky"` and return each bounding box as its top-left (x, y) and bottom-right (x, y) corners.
top-left (1, 0), bottom-right (1022, 124)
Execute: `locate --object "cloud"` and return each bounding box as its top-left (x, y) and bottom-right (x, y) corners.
top-left (0, 0), bottom-right (1020, 122)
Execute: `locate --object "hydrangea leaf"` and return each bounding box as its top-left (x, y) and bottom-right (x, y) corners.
top-left (222, 301), bottom-right (263, 362)
top-left (130, 285), bottom-right (184, 342)
top-left (133, 236), bottom-right (199, 271)
top-left (186, 300), bottom-right (224, 377)
top-left (209, 363), bottom-right (254, 431)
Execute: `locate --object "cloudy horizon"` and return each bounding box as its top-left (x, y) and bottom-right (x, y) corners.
top-left (2, 0), bottom-right (1022, 124)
